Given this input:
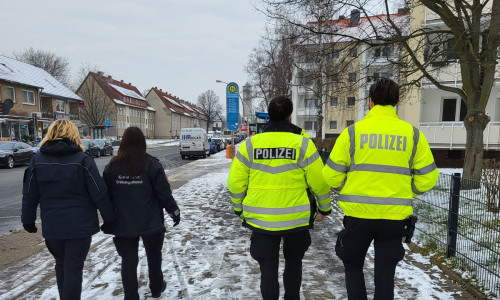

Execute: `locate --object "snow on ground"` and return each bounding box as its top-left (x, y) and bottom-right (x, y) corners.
top-left (0, 151), bottom-right (472, 299)
top-left (146, 139), bottom-right (180, 148)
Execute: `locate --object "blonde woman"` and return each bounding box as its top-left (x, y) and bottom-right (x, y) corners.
top-left (21, 119), bottom-right (115, 300)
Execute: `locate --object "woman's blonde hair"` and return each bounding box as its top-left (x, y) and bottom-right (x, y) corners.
top-left (40, 119), bottom-right (84, 151)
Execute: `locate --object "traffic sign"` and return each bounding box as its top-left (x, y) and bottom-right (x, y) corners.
top-left (226, 82), bottom-right (239, 131)
top-left (105, 116), bottom-right (111, 127)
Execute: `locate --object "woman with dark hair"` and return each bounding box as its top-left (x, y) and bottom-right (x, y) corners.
top-left (22, 119), bottom-right (115, 300)
top-left (102, 127), bottom-right (180, 299)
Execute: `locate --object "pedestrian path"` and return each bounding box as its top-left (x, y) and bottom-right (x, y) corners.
top-left (0, 151), bottom-right (477, 299)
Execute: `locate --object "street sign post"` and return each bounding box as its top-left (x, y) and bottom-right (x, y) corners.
top-left (226, 82), bottom-right (239, 159)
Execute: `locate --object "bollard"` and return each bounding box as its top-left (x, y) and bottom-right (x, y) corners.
top-left (226, 144), bottom-right (233, 159)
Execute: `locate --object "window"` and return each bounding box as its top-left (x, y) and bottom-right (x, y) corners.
top-left (305, 99), bottom-right (317, 108)
top-left (380, 72), bottom-right (390, 79)
top-left (330, 121), bottom-right (337, 129)
top-left (346, 120), bottom-right (354, 126)
top-left (304, 121), bottom-right (316, 130)
top-left (349, 47), bottom-right (357, 57)
top-left (375, 47), bottom-right (391, 58)
top-left (330, 98), bottom-right (338, 107)
top-left (7, 87), bottom-right (15, 102)
top-left (305, 52), bottom-right (316, 63)
top-left (331, 74), bottom-right (339, 83)
top-left (332, 49), bottom-right (340, 59)
top-left (382, 47), bottom-right (391, 57)
top-left (442, 98), bottom-right (466, 121)
top-left (22, 90), bottom-right (35, 105)
top-left (347, 97), bottom-right (356, 106)
top-left (56, 100), bottom-right (65, 112)
top-left (348, 72), bottom-right (356, 82)
top-left (446, 40), bottom-right (457, 60)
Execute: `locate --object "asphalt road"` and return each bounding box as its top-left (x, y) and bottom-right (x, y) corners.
top-left (0, 145), bottom-right (191, 236)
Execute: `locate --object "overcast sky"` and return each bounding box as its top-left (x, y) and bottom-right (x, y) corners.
top-left (1, 0), bottom-right (267, 105)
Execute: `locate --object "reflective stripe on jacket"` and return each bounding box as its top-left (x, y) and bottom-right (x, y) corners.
top-left (227, 122), bottom-right (331, 234)
top-left (322, 105), bottom-right (438, 220)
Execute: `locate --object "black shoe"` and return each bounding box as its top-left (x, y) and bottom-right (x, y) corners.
top-left (152, 280), bottom-right (167, 298)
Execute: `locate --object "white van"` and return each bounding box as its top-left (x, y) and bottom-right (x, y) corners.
top-left (179, 128), bottom-right (210, 159)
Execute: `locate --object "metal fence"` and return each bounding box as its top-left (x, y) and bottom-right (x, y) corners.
top-left (317, 150), bottom-right (500, 297)
top-left (414, 173), bottom-right (500, 298)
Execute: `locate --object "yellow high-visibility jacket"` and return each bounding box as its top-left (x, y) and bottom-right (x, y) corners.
top-left (227, 122), bottom-right (331, 234)
top-left (322, 105), bottom-right (438, 220)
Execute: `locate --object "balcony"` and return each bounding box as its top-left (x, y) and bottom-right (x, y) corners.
top-left (419, 122), bottom-right (500, 150)
top-left (297, 107), bottom-right (318, 116)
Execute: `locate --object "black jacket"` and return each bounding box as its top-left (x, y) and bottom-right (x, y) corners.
top-left (21, 138), bottom-right (115, 239)
top-left (103, 155), bottom-right (179, 237)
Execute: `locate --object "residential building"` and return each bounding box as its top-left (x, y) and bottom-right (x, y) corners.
top-left (291, 10), bottom-right (410, 139)
top-left (146, 88), bottom-right (207, 139)
top-left (0, 55), bottom-right (83, 141)
top-left (77, 72), bottom-right (155, 139)
top-left (412, 4), bottom-right (500, 164)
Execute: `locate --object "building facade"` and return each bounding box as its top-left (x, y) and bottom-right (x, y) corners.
top-left (77, 72), bottom-right (155, 139)
top-left (291, 10), bottom-right (410, 139)
top-left (146, 88), bottom-right (207, 139)
top-left (0, 55), bottom-right (83, 141)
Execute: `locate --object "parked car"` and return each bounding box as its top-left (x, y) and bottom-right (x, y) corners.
top-left (0, 141), bottom-right (35, 168)
top-left (94, 139), bottom-right (114, 156)
top-left (82, 139), bottom-right (100, 158)
top-left (209, 140), bottom-right (218, 154)
top-left (211, 137), bottom-right (226, 151)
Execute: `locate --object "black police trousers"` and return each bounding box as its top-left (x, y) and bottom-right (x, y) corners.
top-left (250, 230), bottom-right (311, 300)
top-left (113, 232), bottom-right (165, 300)
top-left (335, 216), bottom-right (406, 300)
top-left (45, 237), bottom-right (92, 300)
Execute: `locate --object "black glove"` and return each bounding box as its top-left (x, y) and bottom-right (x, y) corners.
top-left (23, 223), bottom-right (37, 233)
top-left (169, 209), bottom-right (180, 227)
top-left (100, 221), bottom-right (116, 234)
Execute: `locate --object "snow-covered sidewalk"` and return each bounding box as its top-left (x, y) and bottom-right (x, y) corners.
top-left (0, 151), bottom-right (475, 299)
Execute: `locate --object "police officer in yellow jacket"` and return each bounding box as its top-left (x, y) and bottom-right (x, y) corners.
top-left (322, 78), bottom-right (438, 300)
top-left (228, 95), bottom-right (331, 300)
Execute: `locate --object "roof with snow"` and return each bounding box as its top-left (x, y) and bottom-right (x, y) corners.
top-left (301, 12), bottom-right (410, 45)
top-left (151, 87), bottom-right (207, 120)
top-left (0, 55), bottom-right (82, 101)
top-left (89, 72), bottom-right (154, 111)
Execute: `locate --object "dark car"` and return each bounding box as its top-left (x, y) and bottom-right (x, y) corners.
top-left (0, 141), bottom-right (35, 168)
top-left (212, 137), bottom-right (226, 151)
top-left (94, 139), bottom-right (113, 156)
top-left (82, 139), bottom-right (100, 158)
top-left (209, 140), bottom-right (218, 154)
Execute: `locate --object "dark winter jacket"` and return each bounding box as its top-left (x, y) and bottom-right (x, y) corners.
top-left (21, 138), bottom-right (115, 239)
top-left (103, 155), bottom-right (179, 237)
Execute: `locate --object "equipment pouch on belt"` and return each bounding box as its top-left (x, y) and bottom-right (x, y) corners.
top-left (403, 215), bottom-right (418, 244)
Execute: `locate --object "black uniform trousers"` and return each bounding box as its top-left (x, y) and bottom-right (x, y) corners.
top-left (45, 237), bottom-right (92, 300)
top-left (113, 232), bottom-right (165, 300)
top-left (335, 216), bottom-right (406, 300)
top-left (250, 230), bottom-right (311, 300)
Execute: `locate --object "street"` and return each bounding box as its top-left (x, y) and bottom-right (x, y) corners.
top-left (0, 145), bottom-right (190, 236)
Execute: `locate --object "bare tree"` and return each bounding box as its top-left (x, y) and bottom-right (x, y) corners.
top-left (197, 90), bottom-right (223, 130)
top-left (76, 70), bottom-right (115, 127)
top-left (245, 21), bottom-right (295, 111)
top-left (257, 0), bottom-right (500, 181)
top-left (13, 47), bottom-right (71, 86)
